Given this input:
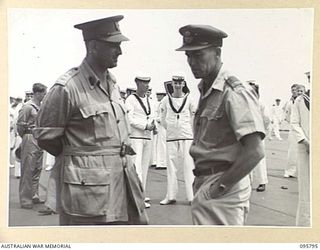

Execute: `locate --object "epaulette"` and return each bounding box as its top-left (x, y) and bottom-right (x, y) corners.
top-left (55, 68), bottom-right (79, 86)
top-left (225, 76), bottom-right (244, 91)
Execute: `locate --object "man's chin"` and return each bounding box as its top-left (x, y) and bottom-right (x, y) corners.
top-left (107, 63), bottom-right (117, 69)
top-left (191, 71), bottom-right (202, 79)
top-left (192, 73), bottom-right (202, 79)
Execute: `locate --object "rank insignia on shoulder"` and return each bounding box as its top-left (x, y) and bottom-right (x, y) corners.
top-left (226, 76), bottom-right (244, 91)
top-left (55, 68), bottom-right (79, 86)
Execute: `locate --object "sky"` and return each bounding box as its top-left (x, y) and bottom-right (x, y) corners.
top-left (7, 8), bottom-right (313, 108)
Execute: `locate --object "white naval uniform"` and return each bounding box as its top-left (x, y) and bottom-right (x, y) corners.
top-left (149, 97), bottom-right (158, 167)
top-left (269, 104), bottom-right (283, 139)
top-left (155, 99), bottom-right (167, 169)
top-left (290, 93), bottom-right (310, 227)
top-left (11, 103), bottom-right (23, 178)
top-left (251, 103), bottom-right (270, 186)
top-left (160, 94), bottom-right (196, 202)
top-left (283, 98), bottom-right (298, 177)
top-left (125, 94), bottom-right (155, 191)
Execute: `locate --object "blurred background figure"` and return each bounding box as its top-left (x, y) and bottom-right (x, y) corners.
top-left (147, 88), bottom-right (158, 168)
top-left (283, 84), bottom-right (301, 178)
top-left (126, 75), bottom-right (157, 208)
top-left (296, 84), bottom-right (306, 96)
top-left (248, 81), bottom-right (270, 192)
top-left (9, 96), bottom-right (23, 178)
top-left (291, 81), bottom-right (310, 227)
top-left (160, 76), bottom-right (195, 205)
top-left (9, 97), bottom-right (23, 167)
top-left (37, 151), bottom-right (57, 216)
top-left (268, 98), bottom-right (283, 140)
top-left (154, 92), bottom-right (167, 170)
top-left (126, 87), bottom-right (136, 97)
top-left (17, 83), bottom-right (47, 209)
top-left (24, 90), bottom-right (33, 103)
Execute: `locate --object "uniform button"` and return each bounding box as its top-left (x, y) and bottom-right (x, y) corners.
top-left (116, 119), bottom-right (120, 123)
top-left (81, 180), bottom-right (86, 185)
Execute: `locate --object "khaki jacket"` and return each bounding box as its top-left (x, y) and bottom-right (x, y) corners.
top-left (34, 59), bottom-right (146, 223)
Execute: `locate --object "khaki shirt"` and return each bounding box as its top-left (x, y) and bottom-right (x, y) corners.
top-left (17, 100), bottom-right (40, 137)
top-left (34, 59), bottom-right (141, 222)
top-left (190, 65), bottom-right (265, 169)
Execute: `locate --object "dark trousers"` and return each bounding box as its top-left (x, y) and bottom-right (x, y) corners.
top-left (19, 134), bottom-right (43, 207)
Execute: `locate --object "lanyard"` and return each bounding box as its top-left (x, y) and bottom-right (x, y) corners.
top-left (168, 94), bottom-right (189, 119)
top-left (133, 93), bottom-right (151, 117)
top-left (303, 90), bottom-right (310, 110)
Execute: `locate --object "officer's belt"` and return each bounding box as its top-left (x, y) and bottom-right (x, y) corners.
top-left (193, 162), bottom-right (231, 177)
top-left (64, 145), bottom-right (121, 156)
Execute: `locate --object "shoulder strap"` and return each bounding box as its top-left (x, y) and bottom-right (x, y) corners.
top-left (29, 103), bottom-right (39, 112)
top-left (225, 76), bottom-right (243, 90)
top-left (55, 68), bottom-right (79, 86)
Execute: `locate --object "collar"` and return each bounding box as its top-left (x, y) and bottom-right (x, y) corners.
top-left (27, 99), bottom-right (40, 111)
top-left (198, 63), bottom-right (230, 98)
top-left (81, 59), bottom-right (111, 90)
top-left (81, 59), bottom-right (100, 90)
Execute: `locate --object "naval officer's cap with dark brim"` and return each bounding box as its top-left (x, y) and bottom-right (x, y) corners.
top-left (176, 24), bottom-right (227, 51)
top-left (74, 15), bottom-right (129, 43)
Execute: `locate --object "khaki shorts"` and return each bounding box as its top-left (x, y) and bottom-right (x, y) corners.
top-left (191, 172), bottom-right (251, 225)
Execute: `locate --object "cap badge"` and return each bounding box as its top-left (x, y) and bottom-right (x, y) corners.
top-left (183, 31), bottom-right (193, 44)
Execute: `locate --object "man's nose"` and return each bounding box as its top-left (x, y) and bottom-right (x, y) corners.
top-left (117, 46), bottom-right (122, 55)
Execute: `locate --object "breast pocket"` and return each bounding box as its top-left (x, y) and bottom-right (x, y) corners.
top-left (200, 106), bottom-right (224, 144)
top-left (79, 104), bottom-right (115, 140)
top-left (114, 101), bottom-right (131, 136)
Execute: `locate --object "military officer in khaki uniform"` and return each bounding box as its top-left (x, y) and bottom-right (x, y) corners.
top-left (176, 25), bottom-right (265, 225)
top-left (34, 15), bottom-right (148, 225)
top-left (17, 83), bottom-right (47, 209)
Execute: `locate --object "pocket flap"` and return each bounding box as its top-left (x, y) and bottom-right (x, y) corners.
top-left (79, 103), bottom-right (112, 118)
top-left (64, 164), bottom-right (110, 185)
top-left (201, 106), bottom-right (223, 120)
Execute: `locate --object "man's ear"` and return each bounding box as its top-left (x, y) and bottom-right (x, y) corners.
top-left (88, 40), bottom-right (97, 54)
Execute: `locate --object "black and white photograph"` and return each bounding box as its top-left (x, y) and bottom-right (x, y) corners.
top-left (7, 7), bottom-right (313, 230)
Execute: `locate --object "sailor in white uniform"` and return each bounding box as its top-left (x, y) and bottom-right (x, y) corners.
top-left (160, 75), bottom-right (196, 205)
top-left (155, 92), bottom-right (167, 170)
top-left (125, 75), bottom-right (157, 208)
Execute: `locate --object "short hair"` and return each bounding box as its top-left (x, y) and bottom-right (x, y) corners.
top-left (32, 83), bottom-right (47, 94)
top-left (291, 84), bottom-right (298, 89)
top-left (275, 98), bottom-right (281, 102)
